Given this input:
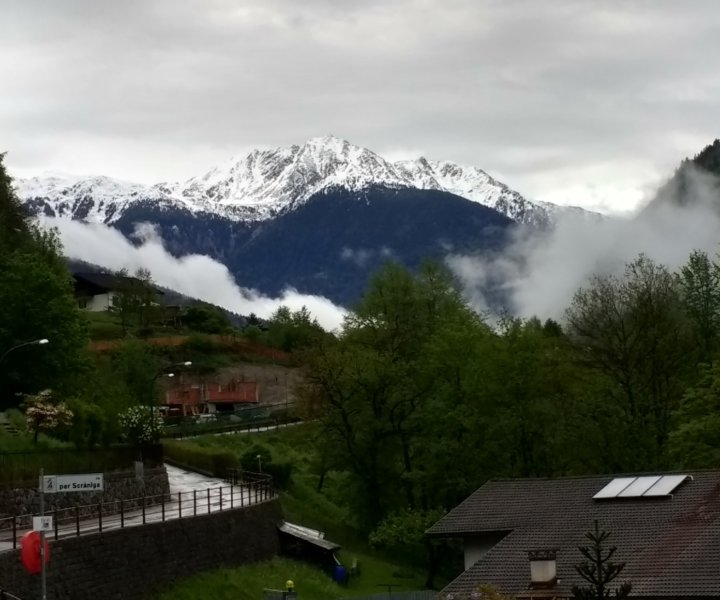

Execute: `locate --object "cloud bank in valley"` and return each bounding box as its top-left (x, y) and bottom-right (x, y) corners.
top-left (44, 218), bottom-right (347, 331)
top-left (42, 167), bottom-right (720, 329)
top-left (448, 168), bottom-right (720, 321)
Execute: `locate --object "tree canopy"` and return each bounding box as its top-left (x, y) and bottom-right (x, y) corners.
top-left (0, 155), bottom-right (88, 408)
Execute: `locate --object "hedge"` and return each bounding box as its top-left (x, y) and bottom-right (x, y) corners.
top-left (163, 441), bottom-right (239, 478)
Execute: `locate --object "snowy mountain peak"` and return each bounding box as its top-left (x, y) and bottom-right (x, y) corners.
top-left (17, 136), bottom-right (591, 226)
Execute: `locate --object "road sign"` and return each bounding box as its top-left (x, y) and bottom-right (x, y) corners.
top-left (39, 473), bottom-right (104, 493)
top-left (40, 476), bottom-right (57, 493)
top-left (32, 516), bottom-right (53, 532)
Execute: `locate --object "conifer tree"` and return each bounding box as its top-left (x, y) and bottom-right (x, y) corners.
top-left (0, 152), bottom-right (31, 252)
top-left (572, 520), bottom-right (631, 600)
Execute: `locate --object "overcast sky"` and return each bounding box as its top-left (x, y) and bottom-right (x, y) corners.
top-left (2, 0), bottom-right (720, 213)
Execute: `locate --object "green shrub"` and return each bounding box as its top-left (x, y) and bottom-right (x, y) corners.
top-left (163, 440), bottom-right (239, 478)
top-left (183, 334), bottom-right (222, 354)
top-left (88, 321), bottom-right (125, 340)
top-left (6, 408), bottom-right (26, 431)
top-left (182, 304), bottom-right (230, 334)
top-left (265, 461), bottom-right (294, 490)
top-left (0, 445), bottom-right (138, 484)
top-left (239, 443), bottom-right (293, 489)
top-left (240, 444), bottom-right (272, 471)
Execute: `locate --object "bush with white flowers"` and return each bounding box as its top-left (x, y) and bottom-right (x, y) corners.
top-left (118, 405), bottom-right (164, 444)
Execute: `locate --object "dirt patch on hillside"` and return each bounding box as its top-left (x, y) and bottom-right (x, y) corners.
top-left (89, 335), bottom-right (290, 363)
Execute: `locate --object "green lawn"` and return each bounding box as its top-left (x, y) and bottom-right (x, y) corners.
top-left (160, 426), bottom-right (430, 598)
top-left (154, 558), bottom-right (343, 600)
top-left (154, 556), bottom-right (425, 600)
top-left (0, 410), bottom-right (71, 453)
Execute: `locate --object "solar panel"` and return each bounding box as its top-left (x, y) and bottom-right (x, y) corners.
top-left (643, 474), bottom-right (689, 497)
top-left (593, 477), bottom-right (636, 499)
top-left (617, 475), bottom-right (662, 497)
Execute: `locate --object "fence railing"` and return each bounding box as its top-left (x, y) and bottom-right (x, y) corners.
top-left (0, 472), bottom-right (275, 551)
top-left (161, 401), bottom-right (299, 439)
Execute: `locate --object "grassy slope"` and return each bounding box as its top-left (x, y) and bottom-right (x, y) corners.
top-left (155, 556), bottom-right (424, 600)
top-left (155, 558), bottom-right (343, 600)
top-left (161, 425), bottom-right (427, 597)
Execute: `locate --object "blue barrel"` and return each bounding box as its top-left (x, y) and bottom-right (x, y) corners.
top-left (333, 565), bottom-right (348, 584)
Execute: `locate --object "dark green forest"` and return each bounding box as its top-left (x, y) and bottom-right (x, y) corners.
top-left (298, 252), bottom-right (720, 552)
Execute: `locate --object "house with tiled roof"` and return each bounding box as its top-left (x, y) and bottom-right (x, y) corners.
top-left (427, 472), bottom-right (720, 599)
top-left (72, 272), bottom-right (164, 311)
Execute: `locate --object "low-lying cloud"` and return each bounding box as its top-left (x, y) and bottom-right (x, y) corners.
top-left (340, 246), bottom-right (394, 268)
top-left (43, 218), bottom-right (347, 331)
top-left (449, 167), bottom-right (720, 321)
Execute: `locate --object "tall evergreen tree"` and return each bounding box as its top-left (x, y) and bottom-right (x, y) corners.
top-left (0, 153), bottom-right (31, 253)
top-left (572, 521), bottom-right (631, 600)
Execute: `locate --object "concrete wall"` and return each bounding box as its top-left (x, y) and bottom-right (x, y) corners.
top-left (0, 498), bottom-right (282, 600)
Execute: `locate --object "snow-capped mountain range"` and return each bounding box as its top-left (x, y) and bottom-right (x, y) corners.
top-left (17, 135), bottom-right (588, 226)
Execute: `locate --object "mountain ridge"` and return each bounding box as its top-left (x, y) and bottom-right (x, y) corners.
top-left (16, 135), bottom-right (594, 226)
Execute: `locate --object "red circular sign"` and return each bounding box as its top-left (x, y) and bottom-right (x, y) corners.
top-left (20, 531), bottom-right (50, 574)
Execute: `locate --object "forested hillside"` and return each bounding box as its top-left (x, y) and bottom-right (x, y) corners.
top-left (296, 252), bottom-right (720, 568)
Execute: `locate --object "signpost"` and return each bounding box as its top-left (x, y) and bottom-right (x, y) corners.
top-left (32, 516), bottom-right (53, 533)
top-left (40, 473), bottom-right (103, 494)
top-left (35, 471), bottom-right (104, 599)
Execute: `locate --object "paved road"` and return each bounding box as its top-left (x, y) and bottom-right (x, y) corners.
top-left (0, 464), bottom-right (271, 553)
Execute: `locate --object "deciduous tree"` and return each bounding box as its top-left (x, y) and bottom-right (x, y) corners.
top-left (566, 255), bottom-right (690, 469)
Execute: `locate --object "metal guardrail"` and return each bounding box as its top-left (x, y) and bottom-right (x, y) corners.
top-left (0, 472), bottom-right (275, 551)
top-left (160, 401), bottom-right (299, 439)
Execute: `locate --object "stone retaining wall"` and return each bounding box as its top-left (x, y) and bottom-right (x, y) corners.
top-left (0, 499), bottom-right (282, 600)
top-left (0, 467), bottom-right (170, 523)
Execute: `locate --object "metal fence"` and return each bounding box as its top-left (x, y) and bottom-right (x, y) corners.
top-left (0, 472), bottom-right (275, 551)
top-left (161, 401), bottom-right (300, 439)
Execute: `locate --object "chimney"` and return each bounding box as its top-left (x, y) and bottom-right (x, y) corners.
top-left (528, 549), bottom-right (557, 588)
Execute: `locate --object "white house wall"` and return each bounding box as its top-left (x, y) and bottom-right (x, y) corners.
top-left (86, 292), bottom-right (115, 311)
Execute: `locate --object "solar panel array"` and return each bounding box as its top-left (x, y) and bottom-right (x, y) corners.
top-left (593, 474), bottom-right (690, 499)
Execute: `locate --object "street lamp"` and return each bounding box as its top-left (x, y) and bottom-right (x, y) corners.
top-left (147, 362), bottom-right (192, 443)
top-left (0, 338), bottom-right (49, 364)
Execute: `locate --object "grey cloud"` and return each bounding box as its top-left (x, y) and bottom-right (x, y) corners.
top-left (449, 167), bottom-right (720, 321)
top-left (43, 217), bottom-right (347, 330)
top-left (3, 1), bottom-right (720, 210)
